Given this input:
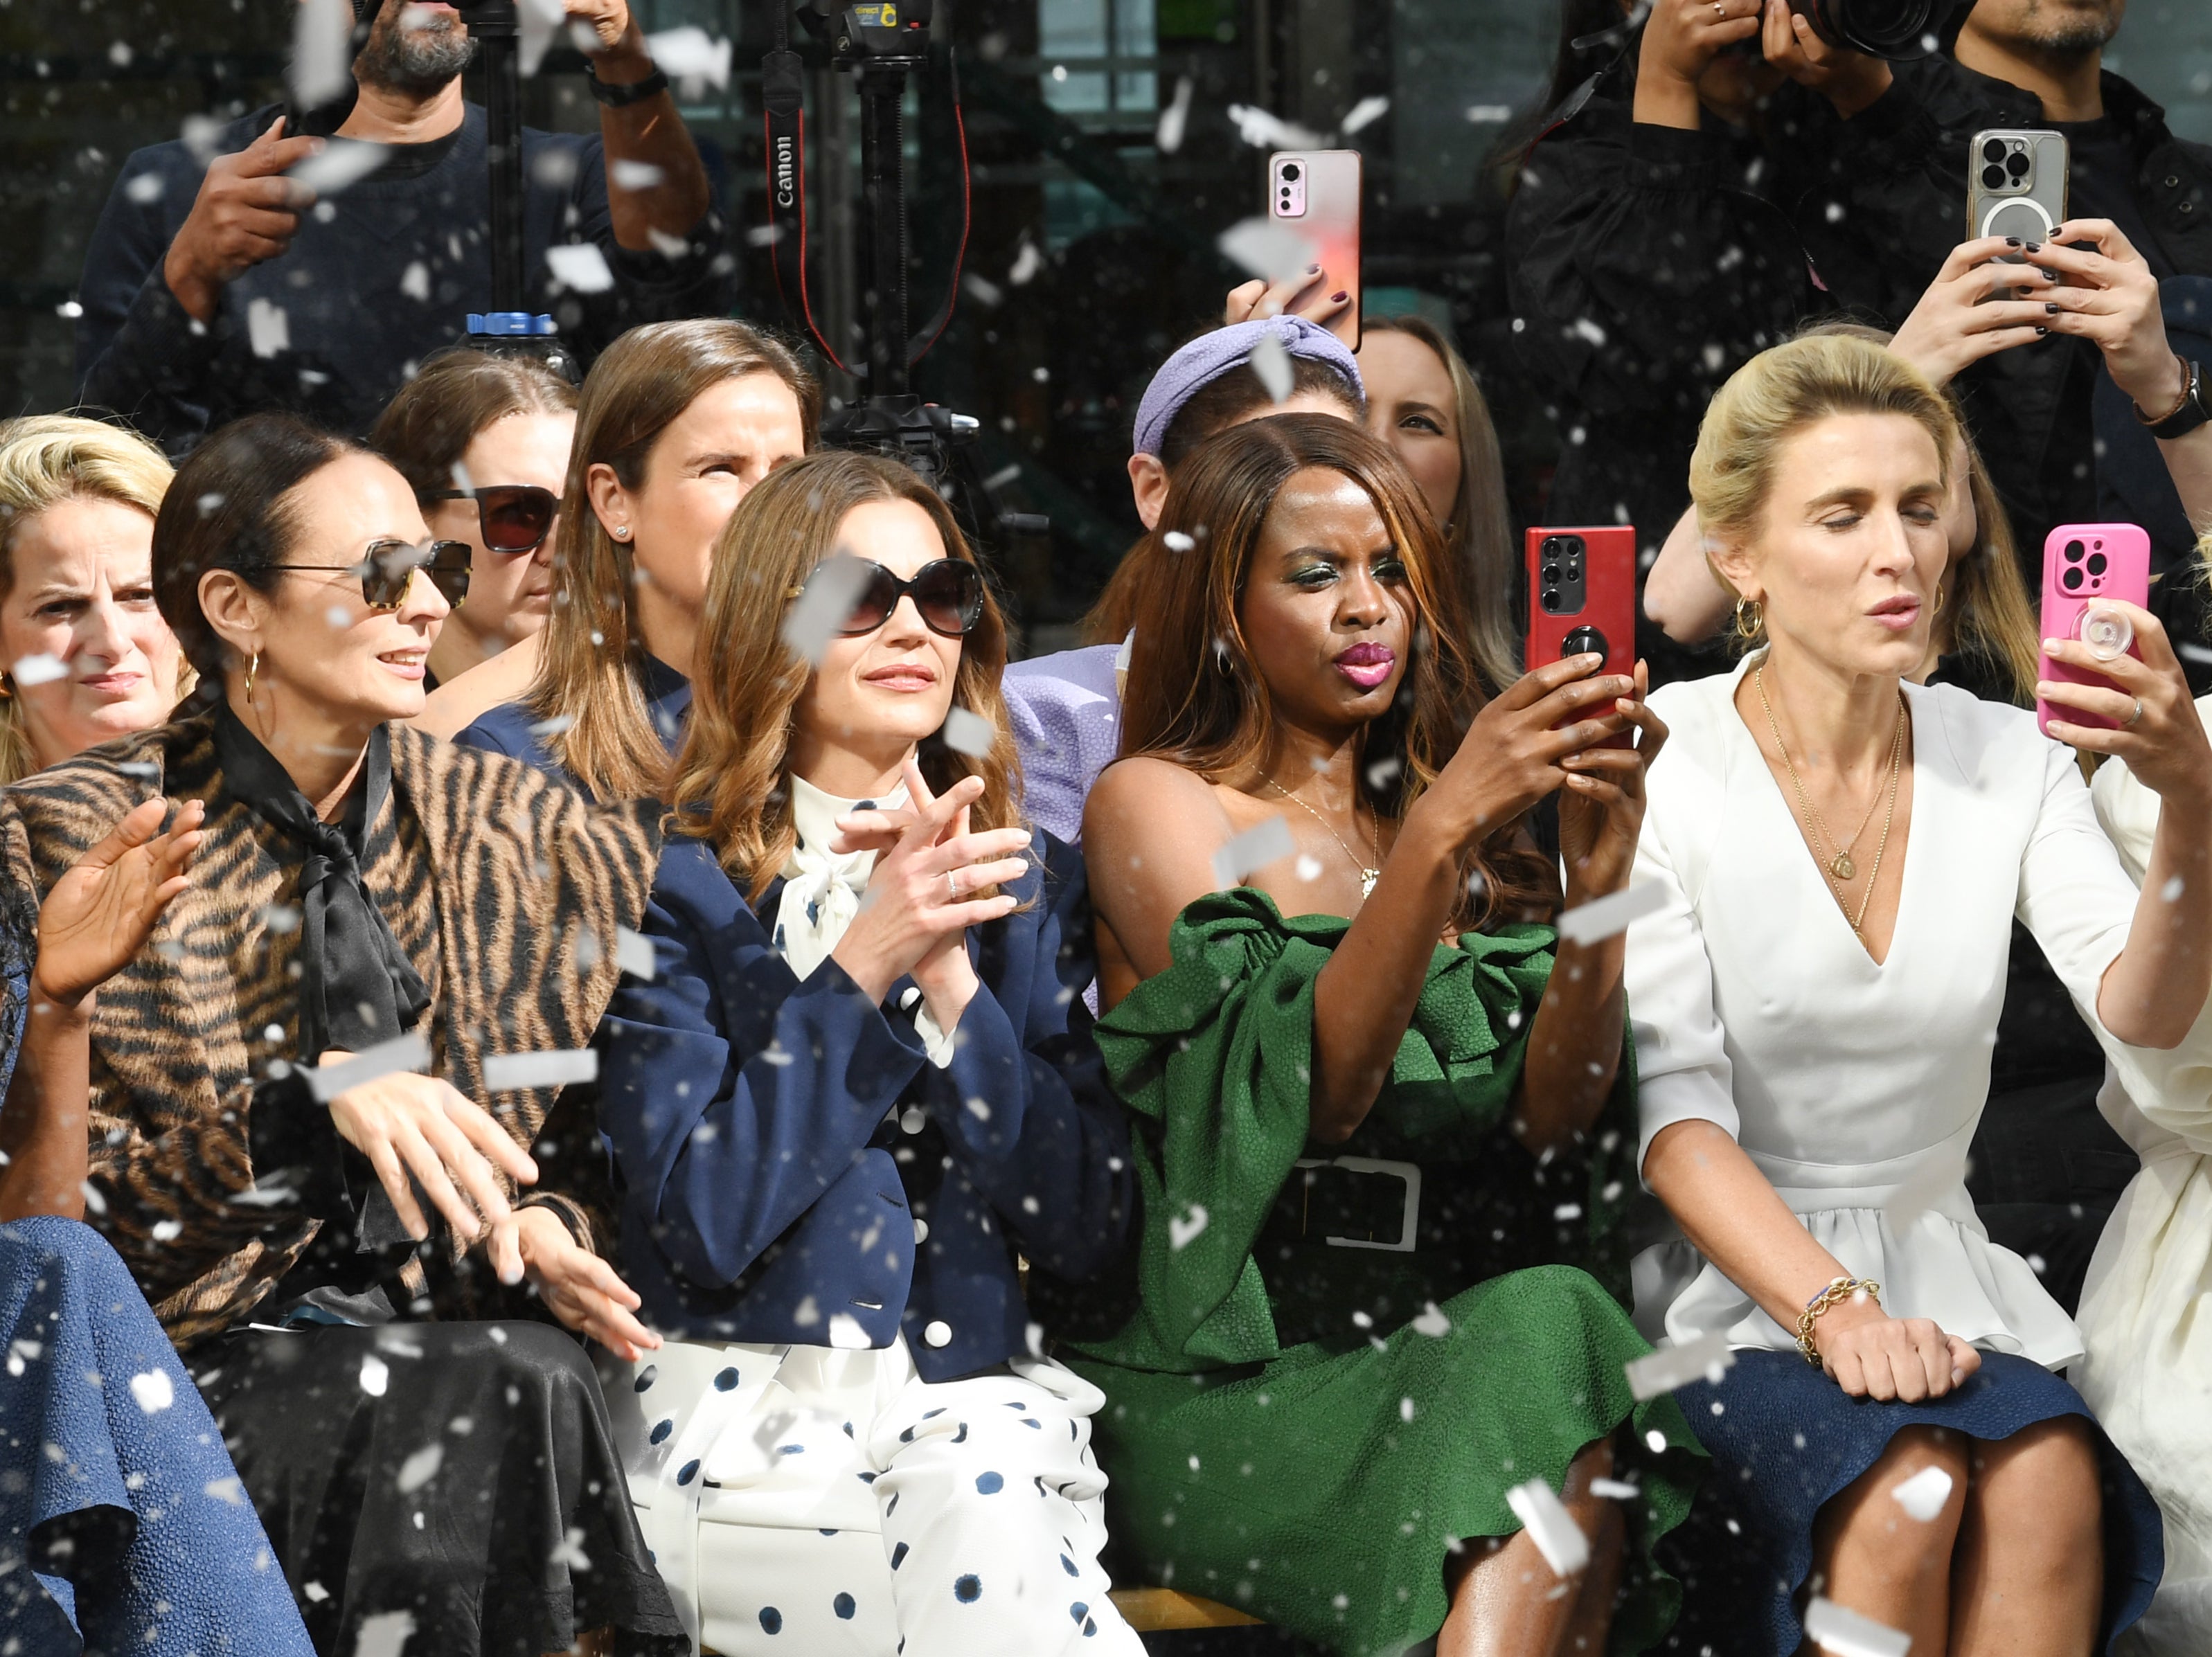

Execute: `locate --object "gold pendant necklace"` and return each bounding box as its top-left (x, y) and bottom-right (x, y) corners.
top-left (1756, 666), bottom-right (1907, 934)
top-left (1267, 779), bottom-right (1381, 897)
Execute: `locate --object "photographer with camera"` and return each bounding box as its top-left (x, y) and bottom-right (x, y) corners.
top-left (76, 0), bottom-right (726, 451)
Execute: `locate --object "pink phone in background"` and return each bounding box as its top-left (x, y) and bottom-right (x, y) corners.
top-left (2037, 523), bottom-right (2152, 739)
top-left (1269, 150), bottom-right (1361, 350)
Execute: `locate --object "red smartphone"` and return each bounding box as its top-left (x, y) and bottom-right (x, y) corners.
top-left (1526, 526), bottom-right (1637, 748)
top-left (2037, 523), bottom-right (2151, 739)
top-left (1269, 150), bottom-right (1361, 350)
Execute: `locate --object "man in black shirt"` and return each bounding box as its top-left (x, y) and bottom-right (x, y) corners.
top-left (77, 0), bottom-right (729, 449)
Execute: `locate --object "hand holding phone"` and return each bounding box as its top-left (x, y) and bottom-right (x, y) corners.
top-left (2037, 523), bottom-right (2151, 739)
top-left (1526, 526), bottom-right (1639, 749)
top-left (1264, 150), bottom-right (1361, 350)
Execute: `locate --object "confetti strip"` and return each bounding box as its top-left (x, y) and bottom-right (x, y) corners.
top-left (1168, 1204), bottom-right (1210, 1250)
top-left (1506, 1478), bottom-right (1591, 1577)
top-left (1623, 1329), bottom-right (1736, 1401)
top-left (247, 297), bottom-right (290, 359)
top-left (1156, 74), bottom-right (1195, 154)
top-left (304, 1034), bottom-right (432, 1104)
top-left (1211, 814), bottom-right (1295, 890)
top-left (648, 25), bottom-right (733, 93)
top-left (940, 706), bottom-right (996, 758)
top-left (781, 553), bottom-right (874, 666)
top-left (483, 1048), bottom-right (598, 1091)
top-left (288, 0), bottom-right (354, 109)
top-left (1218, 215), bottom-right (1317, 283)
top-left (1250, 330), bottom-right (1294, 403)
top-left (1589, 1477), bottom-right (1641, 1501)
top-left (1556, 881), bottom-right (1668, 947)
top-left (1803, 1597), bottom-right (1910, 1657)
top-left (129, 1370), bottom-right (173, 1413)
top-left (615, 925), bottom-right (657, 980)
top-left (1890, 1465), bottom-right (1954, 1522)
top-left (544, 242), bottom-right (615, 294)
top-left (1341, 95), bottom-right (1391, 134)
top-left (289, 139), bottom-right (390, 196)
top-left (8, 653), bottom-right (65, 687)
top-left (395, 1443), bottom-right (443, 1494)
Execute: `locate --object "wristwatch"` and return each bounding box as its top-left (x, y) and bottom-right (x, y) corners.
top-left (2136, 354), bottom-right (2211, 440)
top-left (588, 64), bottom-right (670, 107)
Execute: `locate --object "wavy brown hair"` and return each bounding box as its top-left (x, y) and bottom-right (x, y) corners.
top-left (1118, 413), bottom-right (1558, 931)
top-left (527, 319), bottom-right (819, 800)
top-left (668, 450), bottom-right (1024, 904)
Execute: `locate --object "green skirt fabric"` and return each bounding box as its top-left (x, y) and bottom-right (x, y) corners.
top-left (1071, 1266), bottom-right (1702, 1657)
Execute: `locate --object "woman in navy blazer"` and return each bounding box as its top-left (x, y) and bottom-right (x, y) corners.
top-left (594, 449), bottom-right (1143, 1657)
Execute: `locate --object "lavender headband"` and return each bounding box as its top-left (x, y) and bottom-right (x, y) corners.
top-left (1130, 314), bottom-right (1364, 458)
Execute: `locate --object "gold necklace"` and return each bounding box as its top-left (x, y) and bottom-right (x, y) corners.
top-left (1755, 665), bottom-right (1907, 935)
top-left (1267, 778), bottom-right (1382, 898)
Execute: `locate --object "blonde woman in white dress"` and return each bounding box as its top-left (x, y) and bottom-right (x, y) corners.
top-left (1624, 333), bottom-right (2206, 1656)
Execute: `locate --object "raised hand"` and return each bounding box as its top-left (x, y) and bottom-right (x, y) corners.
top-left (2037, 600), bottom-right (2212, 802)
top-left (322, 1064), bottom-right (539, 1244)
top-left (830, 755), bottom-right (1028, 1015)
top-left (1756, 0), bottom-right (1891, 116)
top-left (2031, 219), bottom-right (2184, 415)
top-left (1634, 0), bottom-right (1763, 129)
top-left (1557, 660), bottom-right (1670, 903)
top-left (1889, 235), bottom-right (2067, 385)
top-left (32, 798), bottom-right (204, 1010)
top-left (485, 1205), bottom-right (661, 1362)
top-left (161, 116), bottom-right (321, 322)
top-left (1814, 1294), bottom-right (1981, 1401)
top-left (1418, 654), bottom-right (1637, 850)
top-left (1223, 270), bottom-right (1351, 332)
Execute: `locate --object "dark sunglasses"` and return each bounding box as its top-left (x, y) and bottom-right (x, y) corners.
top-left (422, 485), bottom-right (558, 555)
top-left (280, 539), bottom-right (472, 610)
top-left (822, 558), bottom-right (987, 639)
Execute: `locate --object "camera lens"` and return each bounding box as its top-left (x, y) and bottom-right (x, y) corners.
top-left (2087, 552), bottom-right (2107, 576)
top-left (1799, 0), bottom-right (1936, 58)
top-left (2064, 539), bottom-right (2085, 563)
top-left (2006, 152), bottom-right (2031, 178)
top-left (1983, 139), bottom-right (2006, 163)
top-left (1541, 536), bottom-right (1561, 555)
top-left (1543, 564), bottom-right (1561, 584)
top-left (1281, 163), bottom-right (1301, 183)
top-left (2062, 566), bottom-right (2085, 591)
top-left (1542, 587), bottom-right (1560, 611)
top-left (1983, 165), bottom-right (2008, 190)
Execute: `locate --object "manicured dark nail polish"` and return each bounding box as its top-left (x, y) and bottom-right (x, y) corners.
top-left (1330, 290), bottom-right (1348, 303)
top-left (2025, 240), bottom-right (2042, 253)
top-left (2046, 302), bottom-right (2061, 314)
top-left (1306, 264), bottom-right (1321, 275)
top-left (2035, 326), bottom-right (2050, 337)
top-left (2005, 237), bottom-right (2022, 248)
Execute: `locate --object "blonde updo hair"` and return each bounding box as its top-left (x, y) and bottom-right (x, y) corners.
top-left (1691, 334), bottom-right (1963, 647)
top-left (0, 415), bottom-right (184, 784)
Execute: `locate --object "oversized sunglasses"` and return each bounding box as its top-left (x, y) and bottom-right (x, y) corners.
top-left (422, 485), bottom-right (558, 554)
top-left (280, 539), bottom-right (472, 610)
top-left (827, 559), bottom-right (987, 639)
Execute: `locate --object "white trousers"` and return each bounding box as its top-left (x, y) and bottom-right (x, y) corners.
top-left (602, 1336), bottom-right (1145, 1657)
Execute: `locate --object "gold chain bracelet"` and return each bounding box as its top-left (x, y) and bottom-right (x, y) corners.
top-left (1794, 1275), bottom-right (1881, 1367)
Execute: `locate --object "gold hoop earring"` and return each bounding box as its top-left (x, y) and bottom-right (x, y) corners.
top-left (1932, 584), bottom-right (1946, 616)
top-left (0, 675), bottom-right (12, 701)
top-left (1732, 596), bottom-right (1764, 641)
top-left (244, 650), bottom-right (260, 704)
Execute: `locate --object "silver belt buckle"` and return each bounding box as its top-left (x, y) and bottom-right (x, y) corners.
top-left (1291, 1155), bottom-right (1422, 1253)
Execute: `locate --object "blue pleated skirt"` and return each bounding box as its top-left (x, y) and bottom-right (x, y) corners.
top-left (1675, 1349), bottom-right (2161, 1655)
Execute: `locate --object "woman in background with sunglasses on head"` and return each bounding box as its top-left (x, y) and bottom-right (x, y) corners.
top-left (369, 349), bottom-right (576, 715)
top-left (454, 317), bottom-right (815, 787)
top-left (0, 411), bottom-right (686, 1651)
top-left (594, 450), bottom-right (1143, 1656)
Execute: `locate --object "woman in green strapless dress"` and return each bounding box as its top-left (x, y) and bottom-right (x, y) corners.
top-left (1065, 413), bottom-right (1704, 1657)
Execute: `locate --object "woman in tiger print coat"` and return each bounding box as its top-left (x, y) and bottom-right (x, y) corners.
top-left (0, 413), bottom-right (684, 1655)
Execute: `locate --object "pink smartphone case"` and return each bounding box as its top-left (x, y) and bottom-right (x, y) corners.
top-left (2036, 522), bottom-right (2151, 738)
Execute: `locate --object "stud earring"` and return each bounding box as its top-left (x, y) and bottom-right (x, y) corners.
top-left (612, 524), bottom-right (631, 541)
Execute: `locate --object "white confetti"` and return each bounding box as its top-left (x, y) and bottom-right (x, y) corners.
top-left (1890, 1464), bottom-right (1954, 1522)
top-left (544, 242), bottom-right (616, 294)
top-left (828, 1312), bottom-right (872, 1349)
top-left (648, 24), bottom-right (733, 93)
top-left (1211, 814), bottom-right (1295, 889)
top-left (483, 1049), bottom-right (598, 1091)
top-left (1249, 330), bottom-right (1294, 404)
top-left (353, 1611), bottom-right (417, 1657)
top-left (305, 1034), bottom-right (433, 1104)
top-left (128, 1370), bottom-right (174, 1414)
top-left (1224, 103), bottom-right (1326, 149)
top-left (1506, 1478), bottom-right (1591, 1577)
top-left (527, 713), bottom-right (576, 738)
top-left (1168, 1204), bottom-right (1209, 1250)
top-left (1162, 530), bottom-right (1195, 553)
top-left (358, 1354), bottom-right (389, 1397)
top-left (1156, 74), bottom-right (1195, 154)
top-left (125, 172), bottom-right (166, 204)
top-left (289, 139), bottom-right (391, 197)
top-left (1009, 240), bottom-right (1045, 286)
top-left (940, 706), bottom-right (996, 758)
top-left (1803, 1596), bottom-right (1910, 1657)
top-left (548, 1525), bottom-right (592, 1570)
top-left (1590, 1477), bottom-right (1641, 1501)
top-left (1295, 854), bottom-right (1323, 881)
top-left (2161, 874), bottom-right (2186, 903)
top-left (1341, 95), bottom-right (1390, 134)
top-left (611, 159), bottom-right (667, 190)
top-left (289, 0), bottom-right (354, 110)
top-left (395, 1443), bottom-right (443, 1494)
top-left (247, 297), bottom-right (290, 359)
top-left (400, 260), bottom-right (430, 302)
top-left (962, 270), bottom-right (1004, 307)
top-left (1411, 1302), bottom-right (1451, 1337)
top-left (204, 1475), bottom-right (247, 1507)
top-left (303, 1580), bottom-right (330, 1602)
top-left (517, 0), bottom-right (565, 73)
top-left (150, 1218), bottom-right (182, 1243)
top-left (1624, 1330), bottom-right (1736, 1401)
top-left (9, 653), bottom-right (66, 687)
top-left (181, 114), bottom-right (226, 165)
top-left (1463, 102), bottom-right (1514, 123)
top-left (1555, 881), bottom-right (1667, 947)
top-left (781, 553), bottom-right (874, 666)
top-left (1218, 215), bottom-right (1317, 284)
